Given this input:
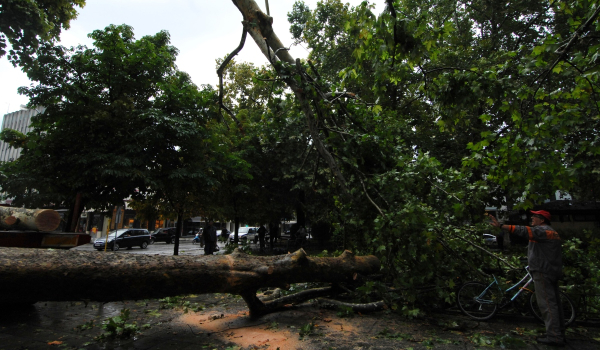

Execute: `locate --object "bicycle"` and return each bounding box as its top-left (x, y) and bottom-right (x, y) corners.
top-left (456, 266), bottom-right (576, 326)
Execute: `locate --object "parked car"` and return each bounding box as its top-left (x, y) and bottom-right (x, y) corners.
top-left (483, 233), bottom-right (497, 246)
top-left (94, 228), bottom-right (151, 251)
top-left (246, 227), bottom-right (271, 244)
top-left (229, 227), bottom-right (258, 244)
top-left (151, 227), bottom-right (178, 244)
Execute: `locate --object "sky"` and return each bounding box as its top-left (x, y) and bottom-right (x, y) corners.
top-left (0, 0), bottom-right (381, 116)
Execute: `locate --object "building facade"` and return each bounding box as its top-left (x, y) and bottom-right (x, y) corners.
top-left (0, 107), bottom-right (44, 162)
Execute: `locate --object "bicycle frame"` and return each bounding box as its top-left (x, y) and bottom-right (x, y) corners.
top-left (478, 266), bottom-right (534, 308)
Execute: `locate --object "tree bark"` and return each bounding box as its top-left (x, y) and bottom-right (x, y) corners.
top-left (0, 207), bottom-right (61, 231)
top-left (0, 247), bottom-right (379, 317)
top-left (173, 210), bottom-right (183, 255)
top-left (68, 192), bottom-right (84, 232)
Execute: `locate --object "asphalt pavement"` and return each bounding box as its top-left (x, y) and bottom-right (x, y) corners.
top-left (72, 236), bottom-right (228, 256)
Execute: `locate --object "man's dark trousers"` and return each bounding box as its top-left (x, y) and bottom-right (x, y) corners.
top-left (531, 271), bottom-right (565, 342)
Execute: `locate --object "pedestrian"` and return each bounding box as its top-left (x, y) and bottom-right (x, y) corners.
top-left (268, 222), bottom-right (278, 250)
top-left (296, 225), bottom-right (307, 247)
top-left (203, 220), bottom-right (217, 255)
top-left (258, 224), bottom-right (267, 252)
top-left (490, 210), bottom-right (565, 347)
top-left (192, 232), bottom-right (201, 244)
top-left (221, 227), bottom-right (230, 245)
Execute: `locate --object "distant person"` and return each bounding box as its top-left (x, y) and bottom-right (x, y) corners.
top-left (203, 221), bottom-right (217, 255)
top-left (192, 232), bottom-right (201, 244)
top-left (221, 227), bottom-right (230, 245)
top-left (490, 210), bottom-right (565, 346)
top-left (289, 223), bottom-right (299, 241)
top-left (268, 222), bottom-right (278, 250)
top-left (258, 224), bottom-right (267, 252)
top-left (297, 225), bottom-right (307, 246)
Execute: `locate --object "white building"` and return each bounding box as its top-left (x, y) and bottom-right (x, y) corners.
top-left (0, 107), bottom-right (43, 162)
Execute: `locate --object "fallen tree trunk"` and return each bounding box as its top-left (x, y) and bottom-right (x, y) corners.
top-left (0, 247), bottom-right (379, 317)
top-left (0, 207), bottom-right (61, 231)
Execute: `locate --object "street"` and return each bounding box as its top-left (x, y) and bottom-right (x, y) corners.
top-left (72, 236), bottom-right (228, 256)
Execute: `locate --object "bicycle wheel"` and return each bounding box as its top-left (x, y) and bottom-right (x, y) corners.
top-left (456, 281), bottom-right (499, 321)
top-left (529, 291), bottom-right (576, 327)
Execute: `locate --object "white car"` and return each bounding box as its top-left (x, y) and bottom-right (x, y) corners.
top-left (229, 227), bottom-right (258, 243)
top-left (483, 234), bottom-right (497, 246)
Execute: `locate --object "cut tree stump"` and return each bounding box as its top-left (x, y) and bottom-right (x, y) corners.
top-left (0, 247), bottom-right (380, 317)
top-left (0, 207), bottom-right (61, 231)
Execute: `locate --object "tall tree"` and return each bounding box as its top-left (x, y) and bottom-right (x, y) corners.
top-left (0, 24), bottom-right (178, 230)
top-left (141, 73), bottom-right (238, 254)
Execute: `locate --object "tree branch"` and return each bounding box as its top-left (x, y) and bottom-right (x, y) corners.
top-left (530, 5), bottom-right (600, 95)
top-left (442, 226), bottom-right (517, 270)
top-left (230, 0), bottom-right (349, 194)
top-left (217, 28), bottom-right (247, 127)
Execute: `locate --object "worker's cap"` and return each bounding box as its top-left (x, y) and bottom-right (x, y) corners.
top-left (530, 210), bottom-right (551, 221)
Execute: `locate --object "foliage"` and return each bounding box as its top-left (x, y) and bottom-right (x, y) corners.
top-left (129, 197), bottom-right (176, 228)
top-left (143, 309), bottom-right (162, 318)
top-left (376, 328), bottom-right (413, 341)
top-left (0, 24), bottom-right (179, 212)
top-left (138, 72), bottom-right (234, 254)
top-left (0, 129), bottom-right (27, 148)
top-left (158, 296), bottom-right (204, 313)
top-left (95, 309), bottom-right (140, 340)
top-left (335, 305), bottom-right (354, 318)
top-left (74, 320), bottom-right (95, 331)
top-left (0, 0), bottom-right (85, 66)
top-left (261, 0), bottom-right (600, 313)
top-left (0, 24), bottom-right (235, 238)
top-left (265, 321), bottom-right (279, 329)
top-left (298, 322), bottom-right (316, 337)
top-left (469, 332), bottom-right (528, 348)
top-left (213, 58), bottom-right (307, 240)
top-left (561, 230), bottom-right (600, 316)
top-left (1, 0), bottom-right (598, 318)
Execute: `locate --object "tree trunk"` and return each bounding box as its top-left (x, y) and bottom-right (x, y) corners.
top-left (297, 190), bottom-right (306, 227)
top-left (173, 211), bottom-right (183, 255)
top-left (148, 215), bottom-right (157, 232)
top-left (0, 207), bottom-right (61, 231)
top-left (234, 215), bottom-right (240, 244)
top-left (68, 192), bottom-right (84, 232)
top-left (0, 247), bottom-right (379, 317)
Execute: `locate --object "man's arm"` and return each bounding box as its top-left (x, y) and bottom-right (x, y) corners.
top-left (489, 215), bottom-right (530, 239)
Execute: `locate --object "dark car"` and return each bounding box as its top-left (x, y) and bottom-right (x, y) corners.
top-left (151, 227), bottom-right (178, 244)
top-left (94, 228), bottom-right (151, 251)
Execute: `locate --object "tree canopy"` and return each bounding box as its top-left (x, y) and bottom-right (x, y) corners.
top-left (1, 25), bottom-right (178, 211)
top-left (0, 24), bottom-right (227, 235)
top-left (0, 0), bottom-right (86, 66)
